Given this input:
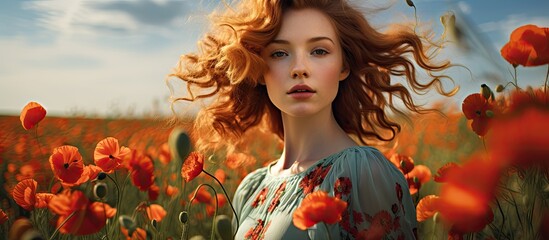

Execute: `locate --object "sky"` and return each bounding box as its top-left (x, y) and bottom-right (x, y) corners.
top-left (1, 0), bottom-right (548, 118)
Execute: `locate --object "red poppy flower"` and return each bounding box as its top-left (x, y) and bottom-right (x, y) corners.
top-left (35, 193), bottom-right (54, 209)
top-left (148, 184), bottom-right (159, 201)
top-left (501, 24), bottom-right (549, 67)
top-left (214, 169), bottom-right (227, 184)
top-left (0, 209), bottom-right (7, 224)
top-left (406, 165), bottom-right (432, 195)
top-left (189, 187), bottom-right (212, 204)
top-left (508, 88), bottom-right (549, 113)
top-left (165, 185), bottom-right (178, 197)
top-left (48, 190), bottom-right (116, 235)
top-left (181, 151), bottom-right (204, 182)
top-left (126, 150), bottom-right (155, 191)
top-left (94, 137), bottom-right (131, 173)
top-left (416, 195), bottom-right (440, 222)
top-left (12, 179), bottom-right (37, 211)
top-left (462, 93), bottom-right (495, 136)
top-left (490, 108), bottom-right (549, 170)
top-left (434, 162), bottom-right (460, 183)
top-left (20, 102), bottom-right (46, 130)
top-left (389, 154), bottom-right (415, 174)
top-left (146, 204), bottom-right (166, 222)
top-left (214, 193), bottom-right (227, 208)
top-left (293, 191), bottom-right (348, 230)
top-left (121, 227), bottom-right (147, 240)
top-left (49, 145), bottom-right (85, 184)
top-left (437, 157), bottom-right (499, 233)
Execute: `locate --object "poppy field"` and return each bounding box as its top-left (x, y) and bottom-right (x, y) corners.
top-left (1, 24), bottom-right (549, 240)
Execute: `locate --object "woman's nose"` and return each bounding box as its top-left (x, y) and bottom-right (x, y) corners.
top-left (291, 54), bottom-right (309, 79)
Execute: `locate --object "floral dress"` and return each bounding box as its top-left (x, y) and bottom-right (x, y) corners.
top-left (231, 146), bottom-right (417, 240)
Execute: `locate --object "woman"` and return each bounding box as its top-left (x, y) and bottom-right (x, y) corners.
top-left (169, 0), bottom-right (455, 239)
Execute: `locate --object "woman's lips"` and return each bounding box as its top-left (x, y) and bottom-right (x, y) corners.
top-left (287, 84), bottom-right (315, 99)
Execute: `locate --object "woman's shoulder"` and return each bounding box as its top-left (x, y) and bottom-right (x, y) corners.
top-left (330, 146), bottom-right (404, 181)
top-left (233, 165), bottom-right (269, 198)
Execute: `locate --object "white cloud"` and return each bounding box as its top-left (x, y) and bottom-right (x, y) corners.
top-left (479, 14), bottom-right (549, 47)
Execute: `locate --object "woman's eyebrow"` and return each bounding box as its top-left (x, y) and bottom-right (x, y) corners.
top-left (269, 36), bottom-right (335, 45)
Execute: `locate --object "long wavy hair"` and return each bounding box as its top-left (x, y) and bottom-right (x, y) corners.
top-left (168, 0), bottom-right (457, 152)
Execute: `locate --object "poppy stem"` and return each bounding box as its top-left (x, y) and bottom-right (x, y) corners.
top-left (202, 169), bottom-right (240, 236)
top-left (49, 211), bottom-right (77, 240)
top-left (543, 65), bottom-right (549, 98)
top-left (513, 67), bottom-right (519, 90)
top-left (105, 173), bottom-right (122, 237)
top-left (186, 183), bottom-right (218, 240)
top-left (322, 222), bottom-right (332, 240)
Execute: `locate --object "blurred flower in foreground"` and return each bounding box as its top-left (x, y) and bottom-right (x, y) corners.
top-left (437, 157), bottom-right (498, 236)
top-left (94, 137), bottom-right (131, 173)
top-left (293, 190), bottom-right (348, 230)
top-left (462, 93), bottom-right (495, 136)
top-left (49, 145), bottom-right (85, 184)
top-left (20, 101), bottom-right (46, 130)
top-left (489, 108), bottom-right (549, 171)
top-left (48, 190), bottom-right (116, 235)
top-left (181, 151), bottom-right (204, 182)
top-left (500, 24), bottom-right (549, 67)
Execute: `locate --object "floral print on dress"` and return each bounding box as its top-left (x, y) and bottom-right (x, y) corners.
top-left (268, 181), bottom-right (287, 212)
top-left (251, 187), bottom-right (269, 208)
top-left (339, 182), bottom-right (413, 240)
top-left (299, 164), bottom-right (332, 194)
top-left (244, 219), bottom-right (271, 240)
top-left (334, 177), bottom-right (352, 199)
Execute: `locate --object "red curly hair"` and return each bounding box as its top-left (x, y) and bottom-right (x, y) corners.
top-left (168, 0), bottom-right (457, 152)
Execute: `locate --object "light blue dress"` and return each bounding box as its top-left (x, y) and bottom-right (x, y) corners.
top-left (232, 146), bottom-right (417, 239)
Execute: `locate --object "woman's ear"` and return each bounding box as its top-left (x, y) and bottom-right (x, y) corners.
top-left (258, 77), bottom-right (266, 85)
top-left (339, 67), bottom-right (350, 81)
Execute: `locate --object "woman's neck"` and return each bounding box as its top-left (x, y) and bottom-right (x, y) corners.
top-left (272, 107), bottom-right (358, 175)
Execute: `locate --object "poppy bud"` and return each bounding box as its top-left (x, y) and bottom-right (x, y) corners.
top-left (151, 219), bottom-right (157, 229)
top-left (97, 172), bottom-right (107, 180)
top-left (119, 215), bottom-right (137, 235)
top-left (215, 215), bottom-right (232, 240)
top-left (179, 211), bottom-right (188, 224)
top-left (495, 84), bottom-right (505, 92)
top-left (480, 84), bottom-right (494, 100)
top-left (93, 182), bottom-right (108, 200)
top-left (406, 0), bottom-right (415, 7)
top-left (485, 110), bottom-right (494, 118)
top-left (169, 128), bottom-right (192, 164)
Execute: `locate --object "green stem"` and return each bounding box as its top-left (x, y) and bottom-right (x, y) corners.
top-left (185, 184), bottom-right (218, 240)
top-left (202, 169), bottom-right (239, 233)
top-left (106, 174), bottom-right (121, 237)
top-left (49, 211), bottom-right (77, 240)
top-left (102, 202), bottom-right (110, 240)
top-left (322, 222), bottom-right (332, 240)
top-left (543, 65), bottom-right (549, 104)
top-left (513, 67), bottom-right (519, 89)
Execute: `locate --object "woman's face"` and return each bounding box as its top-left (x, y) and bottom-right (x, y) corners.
top-left (261, 8), bottom-right (349, 118)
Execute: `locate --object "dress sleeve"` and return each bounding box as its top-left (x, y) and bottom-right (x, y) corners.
top-left (328, 147), bottom-right (418, 239)
top-left (231, 167), bottom-right (267, 234)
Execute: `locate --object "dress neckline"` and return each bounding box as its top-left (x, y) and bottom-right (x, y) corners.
top-left (265, 146), bottom-right (362, 179)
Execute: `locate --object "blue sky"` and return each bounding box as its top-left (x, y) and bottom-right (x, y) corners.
top-left (1, 0), bottom-right (548, 117)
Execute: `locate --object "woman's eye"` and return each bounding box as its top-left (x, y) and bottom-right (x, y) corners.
top-left (271, 51), bottom-right (288, 58)
top-left (312, 49), bottom-right (328, 56)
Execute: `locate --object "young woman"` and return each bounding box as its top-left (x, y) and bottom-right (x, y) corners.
top-left (169, 0), bottom-right (456, 239)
